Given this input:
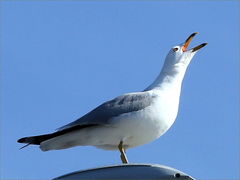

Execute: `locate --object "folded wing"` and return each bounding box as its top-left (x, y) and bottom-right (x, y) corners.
top-left (57, 91), bottom-right (155, 131)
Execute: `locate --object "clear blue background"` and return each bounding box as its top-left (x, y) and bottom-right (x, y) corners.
top-left (1, 1), bottom-right (239, 179)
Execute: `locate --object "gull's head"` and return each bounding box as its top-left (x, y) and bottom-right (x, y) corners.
top-left (166, 32), bottom-right (207, 66)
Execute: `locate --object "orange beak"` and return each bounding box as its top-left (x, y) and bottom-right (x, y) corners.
top-left (182, 32), bottom-right (207, 52)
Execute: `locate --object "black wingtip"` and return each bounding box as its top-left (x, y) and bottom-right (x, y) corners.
top-left (19, 143), bottom-right (31, 150)
top-left (17, 137), bottom-right (26, 143)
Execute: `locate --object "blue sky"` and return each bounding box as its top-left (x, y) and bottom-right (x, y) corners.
top-left (1, 1), bottom-right (239, 179)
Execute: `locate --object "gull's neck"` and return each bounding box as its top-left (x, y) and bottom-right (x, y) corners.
top-left (145, 62), bottom-right (188, 92)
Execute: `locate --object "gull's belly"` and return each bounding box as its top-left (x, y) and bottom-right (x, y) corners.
top-left (115, 111), bottom-right (166, 148)
top-left (118, 105), bottom-right (177, 147)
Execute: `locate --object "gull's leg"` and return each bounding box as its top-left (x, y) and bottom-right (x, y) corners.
top-left (118, 141), bottom-right (129, 164)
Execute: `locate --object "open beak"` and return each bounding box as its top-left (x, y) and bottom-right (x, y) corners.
top-left (182, 32), bottom-right (207, 52)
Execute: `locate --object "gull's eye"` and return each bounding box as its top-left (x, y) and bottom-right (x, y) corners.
top-left (173, 47), bottom-right (179, 52)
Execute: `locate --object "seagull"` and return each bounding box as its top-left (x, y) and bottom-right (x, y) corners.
top-left (18, 33), bottom-right (207, 164)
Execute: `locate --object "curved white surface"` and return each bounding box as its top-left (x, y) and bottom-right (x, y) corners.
top-left (53, 164), bottom-right (195, 180)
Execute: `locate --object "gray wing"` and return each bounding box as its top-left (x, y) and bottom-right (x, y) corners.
top-left (57, 92), bottom-right (155, 131)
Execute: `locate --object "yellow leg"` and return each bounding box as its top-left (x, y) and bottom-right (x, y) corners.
top-left (118, 141), bottom-right (129, 164)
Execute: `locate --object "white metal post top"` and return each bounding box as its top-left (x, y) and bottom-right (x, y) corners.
top-left (53, 164), bottom-right (195, 180)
